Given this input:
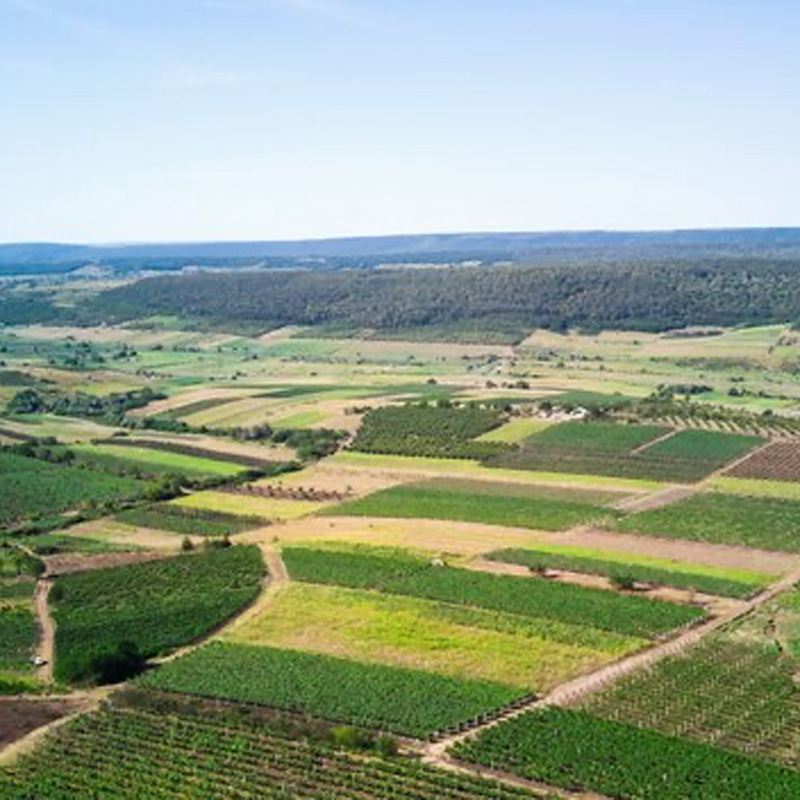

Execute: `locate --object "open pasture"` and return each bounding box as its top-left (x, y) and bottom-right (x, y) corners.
top-left (708, 475), bottom-right (800, 501)
top-left (225, 582), bottom-right (643, 691)
top-left (323, 479), bottom-right (622, 531)
top-left (478, 417), bottom-right (553, 443)
top-left (139, 641), bottom-right (524, 738)
top-left (618, 492), bottom-right (800, 552)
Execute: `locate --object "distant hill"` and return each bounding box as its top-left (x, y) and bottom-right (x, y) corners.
top-left (4, 227), bottom-right (800, 269)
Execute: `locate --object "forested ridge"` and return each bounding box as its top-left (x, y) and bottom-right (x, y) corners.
top-left (88, 259), bottom-right (800, 336)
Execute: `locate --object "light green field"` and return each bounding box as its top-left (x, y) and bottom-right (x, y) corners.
top-left (707, 476), bottom-right (800, 501)
top-left (497, 543), bottom-right (775, 585)
top-left (478, 418), bottom-right (553, 443)
top-left (272, 410), bottom-right (328, 428)
top-left (73, 443), bottom-right (244, 477)
top-left (224, 582), bottom-right (643, 692)
top-left (172, 491), bottom-right (330, 519)
top-left (329, 451), bottom-right (663, 491)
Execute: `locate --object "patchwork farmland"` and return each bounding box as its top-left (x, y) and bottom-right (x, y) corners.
top-left (4, 317), bottom-right (800, 799)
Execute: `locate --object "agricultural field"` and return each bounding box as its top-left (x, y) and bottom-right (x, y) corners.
top-left (726, 440), bottom-right (800, 482)
top-left (617, 492), bottom-right (800, 552)
top-left (324, 479), bottom-right (622, 531)
top-left (491, 424), bottom-right (763, 483)
top-left (451, 707), bottom-right (800, 800)
top-left (72, 442), bottom-right (246, 478)
top-left (281, 546), bottom-right (705, 639)
top-left (116, 504), bottom-right (265, 537)
top-left (6, 311), bottom-right (800, 797)
top-left (486, 544), bottom-right (772, 598)
top-left (224, 582), bottom-right (643, 691)
top-left (0, 450), bottom-right (144, 527)
top-left (172, 490), bottom-right (329, 520)
top-left (140, 641), bottom-right (524, 737)
top-left (0, 700), bottom-right (544, 799)
top-left (52, 546), bottom-right (264, 682)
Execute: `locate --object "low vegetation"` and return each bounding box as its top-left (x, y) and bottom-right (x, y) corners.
top-left (452, 708), bottom-right (800, 799)
top-left (52, 546), bottom-right (264, 683)
top-left (116, 504), bottom-right (265, 536)
top-left (139, 641), bottom-right (524, 737)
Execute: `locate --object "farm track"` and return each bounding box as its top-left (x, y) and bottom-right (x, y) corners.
top-left (34, 578), bottom-right (55, 684)
top-left (611, 485), bottom-right (696, 513)
top-left (423, 566), bottom-right (800, 792)
top-left (628, 428), bottom-right (678, 455)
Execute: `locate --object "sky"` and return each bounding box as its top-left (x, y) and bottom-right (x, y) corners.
top-left (1, 0), bottom-right (799, 243)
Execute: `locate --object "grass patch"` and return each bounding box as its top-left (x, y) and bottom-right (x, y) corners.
top-left (172, 491), bottom-right (329, 519)
top-left (618, 492), bottom-right (800, 553)
top-left (225, 583), bottom-right (642, 691)
top-left (139, 641), bottom-right (524, 738)
top-left (0, 607), bottom-right (37, 673)
top-left (708, 476), bottom-right (800, 501)
top-left (478, 418), bottom-right (553, 444)
top-left (73, 443), bottom-right (244, 477)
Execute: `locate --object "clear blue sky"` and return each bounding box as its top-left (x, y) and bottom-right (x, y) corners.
top-left (1, 0), bottom-right (799, 242)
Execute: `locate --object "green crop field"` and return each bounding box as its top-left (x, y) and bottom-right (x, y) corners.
top-left (487, 545), bottom-right (770, 598)
top-left (0, 451), bottom-right (143, 526)
top-left (0, 701), bottom-right (543, 799)
top-left (116, 504), bottom-right (264, 536)
top-left (140, 641), bottom-right (524, 737)
top-left (73, 443), bottom-right (245, 477)
top-left (324, 480), bottom-right (620, 531)
top-left (282, 546), bottom-right (704, 639)
top-left (451, 708), bottom-right (800, 800)
top-left (525, 421), bottom-right (670, 452)
top-left (225, 582), bottom-right (642, 691)
top-left (52, 546), bottom-right (264, 683)
top-left (642, 429), bottom-right (763, 461)
top-left (617, 492), bottom-right (800, 552)
top-left (583, 637), bottom-right (800, 769)
top-left (0, 607), bottom-right (37, 674)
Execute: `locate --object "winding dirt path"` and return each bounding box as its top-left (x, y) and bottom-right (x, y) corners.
top-left (33, 579), bottom-right (55, 684)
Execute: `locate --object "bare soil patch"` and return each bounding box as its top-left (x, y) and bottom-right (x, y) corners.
top-left (43, 549), bottom-right (176, 577)
top-left (0, 698), bottom-right (84, 751)
top-left (725, 440), bottom-right (800, 482)
top-left (548, 527), bottom-right (797, 574)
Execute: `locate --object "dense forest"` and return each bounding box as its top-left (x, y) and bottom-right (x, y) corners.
top-left (84, 258), bottom-right (800, 337)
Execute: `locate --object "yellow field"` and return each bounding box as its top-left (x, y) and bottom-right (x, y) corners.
top-left (328, 451), bottom-right (662, 492)
top-left (172, 491), bottom-right (330, 519)
top-left (478, 417), bottom-right (553, 443)
top-left (223, 582), bottom-right (642, 691)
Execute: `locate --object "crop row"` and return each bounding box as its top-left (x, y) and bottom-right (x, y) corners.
top-left (101, 437), bottom-right (280, 469)
top-left (0, 607), bottom-right (37, 672)
top-left (139, 641), bottom-right (524, 738)
top-left (52, 546), bottom-right (264, 683)
top-left (351, 404), bottom-right (511, 460)
top-left (617, 492), bottom-right (800, 552)
top-left (281, 546), bottom-right (704, 639)
top-left (0, 703), bottom-right (543, 798)
top-left (525, 422), bottom-right (670, 453)
top-left (487, 547), bottom-right (765, 598)
top-left (116, 504), bottom-right (264, 536)
top-left (325, 481), bottom-right (619, 531)
top-left (451, 707), bottom-right (800, 799)
top-left (727, 441), bottom-right (800, 482)
top-left (0, 451), bottom-right (143, 526)
top-left (583, 638), bottom-right (800, 768)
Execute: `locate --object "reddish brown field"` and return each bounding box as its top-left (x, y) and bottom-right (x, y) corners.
top-left (726, 441), bottom-right (800, 482)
